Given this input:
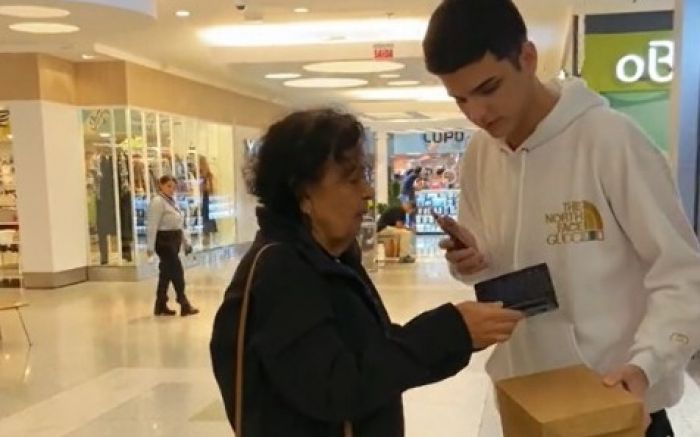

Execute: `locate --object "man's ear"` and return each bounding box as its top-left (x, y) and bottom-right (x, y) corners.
top-left (519, 40), bottom-right (538, 75)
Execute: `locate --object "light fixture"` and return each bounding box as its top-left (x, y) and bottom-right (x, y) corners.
top-left (294, 7), bottom-right (310, 13)
top-left (304, 60), bottom-right (405, 74)
top-left (175, 10), bottom-right (191, 18)
top-left (99, 132), bottom-right (112, 138)
top-left (265, 73), bottom-right (302, 80)
top-left (199, 18), bottom-right (427, 47)
top-left (379, 73), bottom-right (401, 79)
top-left (81, 54), bottom-right (96, 60)
top-left (6, 134), bottom-right (13, 140)
top-left (344, 86), bottom-right (452, 102)
top-left (9, 22), bottom-right (80, 34)
top-left (388, 80), bottom-right (421, 86)
top-left (0, 6), bottom-right (70, 18)
top-left (284, 78), bottom-right (368, 89)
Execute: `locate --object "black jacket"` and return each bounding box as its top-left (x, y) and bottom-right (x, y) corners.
top-left (210, 209), bottom-right (474, 437)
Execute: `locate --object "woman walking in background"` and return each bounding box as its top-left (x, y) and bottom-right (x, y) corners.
top-left (147, 175), bottom-right (199, 317)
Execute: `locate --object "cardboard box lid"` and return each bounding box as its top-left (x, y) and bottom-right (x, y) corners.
top-left (496, 365), bottom-right (644, 436)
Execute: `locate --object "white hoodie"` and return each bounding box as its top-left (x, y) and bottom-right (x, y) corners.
top-left (454, 78), bottom-right (700, 412)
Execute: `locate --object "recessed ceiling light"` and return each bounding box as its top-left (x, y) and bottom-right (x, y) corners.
top-left (294, 7), bottom-right (310, 13)
top-left (6, 134), bottom-right (13, 140)
top-left (344, 86), bottom-right (452, 102)
top-left (388, 80), bottom-right (421, 86)
top-left (199, 18), bottom-right (427, 47)
top-left (265, 73), bottom-right (302, 80)
top-left (99, 132), bottom-right (112, 138)
top-left (175, 10), bottom-right (191, 18)
top-left (0, 6), bottom-right (70, 19)
top-left (304, 61), bottom-right (405, 74)
top-left (284, 78), bottom-right (368, 89)
top-left (379, 74), bottom-right (401, 79)
top-left (9, 22), bottom-right (80, 34)
top-left (81, 54), bottom-right (96, 60)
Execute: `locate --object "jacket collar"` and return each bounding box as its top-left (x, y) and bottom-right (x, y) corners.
top-left (255, 207), bottom-right (362, 277)
top-left (255, 207), bottom-right (391, 328)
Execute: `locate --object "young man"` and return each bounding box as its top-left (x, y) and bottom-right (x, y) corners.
top-left (423, 1), bottom-right (700, 435)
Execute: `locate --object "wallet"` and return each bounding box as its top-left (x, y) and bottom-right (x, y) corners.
top-left (474, 263), bottom-right (559, 317)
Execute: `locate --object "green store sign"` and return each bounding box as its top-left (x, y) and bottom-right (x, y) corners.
top-left (582, 31), bottom-right (674, 93)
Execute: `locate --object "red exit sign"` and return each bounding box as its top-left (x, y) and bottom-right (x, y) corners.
top-left (373, 44), bottom-right (394, 60)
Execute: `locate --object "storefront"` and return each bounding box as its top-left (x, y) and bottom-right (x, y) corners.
top-left (582, 11), bottom-right (674, 153)
top-left (81, 108), bottom-right (236, 273)
top-left (0, 108), bottom-right (21, 288)
top-left (0, 53), bottom-right (285, 288)
top-left (388, 130), bottom-right (472, 235)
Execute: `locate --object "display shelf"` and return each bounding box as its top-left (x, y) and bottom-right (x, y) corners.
top-left (415, 189), bottom-right (460, 235)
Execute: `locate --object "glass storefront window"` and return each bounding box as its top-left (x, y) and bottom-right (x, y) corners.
top-left (81, 107), bottom-right (237, 268)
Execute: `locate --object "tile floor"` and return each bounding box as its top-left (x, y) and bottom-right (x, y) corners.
top-left (0, 247), bottom-right (698, 436)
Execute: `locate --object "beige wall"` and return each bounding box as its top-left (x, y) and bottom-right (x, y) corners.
top-left (125, 63), bottom-right (284, 127)
top-left (0, 54), bottom-right (41, 101)
top-left (38, 55), bottom-right (77, 104)
top-left (0, 53), bottom-right (285, 127)
top-left (75, 61), bottom-right (128, 106)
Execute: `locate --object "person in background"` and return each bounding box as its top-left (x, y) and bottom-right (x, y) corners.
top-left (210, 108), bottom-right (524, 437)
top-left (424, 1), bottom-right (700, 435)
top-left (377, 201), bottom-right (417, 263)
top-left (399, 166), bottom-right (421, 204)
top-left (147, 175), bottom-right (199, 317)
top-left (199, 155), bottom-right (218, 247)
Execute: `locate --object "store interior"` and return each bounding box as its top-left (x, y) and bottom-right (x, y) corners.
top-left (0, 109), bottom-right (20, 288)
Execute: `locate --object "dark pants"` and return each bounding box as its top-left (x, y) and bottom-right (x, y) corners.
top-left (647, 410), bottom-right (674, 437)
top-left (155, 231), bottom-right (187, 305)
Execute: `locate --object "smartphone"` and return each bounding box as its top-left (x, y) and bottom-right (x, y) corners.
top-left (474, 263), bottom-right (559, 317)
top-left (431, 210), bottom-right (467, 249)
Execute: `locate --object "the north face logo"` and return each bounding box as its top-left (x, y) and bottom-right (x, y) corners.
top-left (545, 201), bottom-right (605, 245)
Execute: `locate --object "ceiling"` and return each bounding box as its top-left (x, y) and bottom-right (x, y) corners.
top-left (0, 0), bottom-right (674, 127)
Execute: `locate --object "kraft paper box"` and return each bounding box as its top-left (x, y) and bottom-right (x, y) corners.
top-left (495, 365), bottom-right (644, 437)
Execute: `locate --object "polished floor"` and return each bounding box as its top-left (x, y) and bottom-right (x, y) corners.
top-left (0, 244), bottom-right (699, 436)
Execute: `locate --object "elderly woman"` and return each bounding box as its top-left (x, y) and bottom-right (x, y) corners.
top-left (210, 109), bottom-right (522, 437)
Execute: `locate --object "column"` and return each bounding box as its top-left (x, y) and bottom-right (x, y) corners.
top-left (8, 100), bottom-right (89, 287)
top-left (671, 0), bottom-right (700, 232)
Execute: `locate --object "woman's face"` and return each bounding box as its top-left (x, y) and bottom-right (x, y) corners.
top-left (302, 149), bottom-right (374, 254)
top-left (160, 181), bottom-right (176, 197)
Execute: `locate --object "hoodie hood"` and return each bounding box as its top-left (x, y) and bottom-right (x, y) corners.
top-left (521, 78), bottom-right (608, 151)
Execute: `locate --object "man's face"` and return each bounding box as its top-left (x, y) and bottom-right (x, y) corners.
top-left (438, 42), bottom-right (538, 140)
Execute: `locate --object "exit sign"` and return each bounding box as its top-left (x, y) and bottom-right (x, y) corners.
top-left (373, 44), bottom-right (394, 60)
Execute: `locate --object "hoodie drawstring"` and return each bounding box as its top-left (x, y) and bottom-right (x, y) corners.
top-left (513, 151), bottom-right (528, 269)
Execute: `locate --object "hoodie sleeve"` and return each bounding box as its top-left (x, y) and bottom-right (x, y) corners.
top-left (599, 115), bottom-right (700, 387)
top-left (450, 138), bottom-right (494, 285)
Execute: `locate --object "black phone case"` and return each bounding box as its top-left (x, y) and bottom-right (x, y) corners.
top-left (474, 263), bottom-right (559, 317)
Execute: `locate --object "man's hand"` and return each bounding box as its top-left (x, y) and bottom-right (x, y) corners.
top-left (184, 244), bottom-right (193, 256)
top-left (455, 301), bottom-right (524, 349)
top-left (603, 364), bottom-right (651, 429)
top-left (438, 219), bottom-right (488, 275)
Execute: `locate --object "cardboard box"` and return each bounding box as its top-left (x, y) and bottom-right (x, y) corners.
top-left (495, 365), bottom-right (644, 437)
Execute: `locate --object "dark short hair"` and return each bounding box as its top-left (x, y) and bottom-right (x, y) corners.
top-left (423, 0), bottom-right (528, 75)
top-left (248, 108), bottom-right (365, 220)
top-left (159, 175), bottom-right (177, 185)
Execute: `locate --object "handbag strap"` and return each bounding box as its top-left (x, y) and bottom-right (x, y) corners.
top-left (235, 243), bottom-right (278, 436)
top-left (234, 242), bottom-right (354, 437)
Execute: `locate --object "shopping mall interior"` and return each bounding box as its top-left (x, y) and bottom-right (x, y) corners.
top-left (0, 0), bottom-right (699, 435)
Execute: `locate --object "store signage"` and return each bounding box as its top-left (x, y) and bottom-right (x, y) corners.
top-left (243, 138), bottom-right (257, 157)
top-left (373, 43), bottom-right (394, 60)
top-left (582, 30), bottom-right (673, 93)
top-left (615, 40), bottom-right (673, 84)
top-left (422, 131), bottom-right (466, 144)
